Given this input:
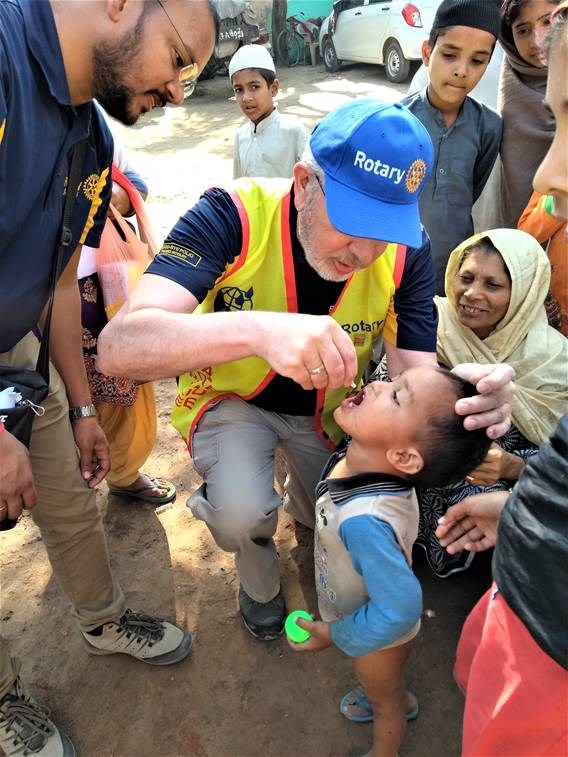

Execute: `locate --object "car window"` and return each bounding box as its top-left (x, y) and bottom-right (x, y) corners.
top-left (367, 0), bottom-right (392, 4)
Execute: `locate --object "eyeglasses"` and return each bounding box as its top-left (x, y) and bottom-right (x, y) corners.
top-left (315, 174), bottom-right (326, 195)
top-left (155, 0), bottom-right (200, 85)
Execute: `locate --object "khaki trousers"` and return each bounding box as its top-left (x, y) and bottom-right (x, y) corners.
top-left (0, 333), bottom-right (125, 695)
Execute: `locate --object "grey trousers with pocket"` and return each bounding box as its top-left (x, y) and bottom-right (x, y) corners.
top-left (188, 398), bottom-right (331, 603)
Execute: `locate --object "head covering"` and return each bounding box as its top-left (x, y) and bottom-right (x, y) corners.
top-left (228, 45), bottom-right (276, 79)
top-left (435, 229), bottom-right (567, 445)
top-left (432, 0), bottom-right (501, 39)
top-left (498, 0), bottom-right (556, 227)
top-left (309, 99), bottom-right (434, 247)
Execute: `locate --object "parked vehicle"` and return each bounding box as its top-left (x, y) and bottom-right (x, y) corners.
top-left (190, 0), bottom-right (269, 89)
top-left (318, 0), bottom-right (439, 83)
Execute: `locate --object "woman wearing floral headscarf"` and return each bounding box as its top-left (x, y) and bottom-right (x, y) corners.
top-left (416, 227), bottom-right (567, 577)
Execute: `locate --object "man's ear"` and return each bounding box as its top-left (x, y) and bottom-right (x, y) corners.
top-left (293, 163), bottom-right (312, 211)
top-left (422, 39), bottom-right (432, 66)
top-left (386, 447), bottom-right (424, 476)
top-left (106, 0), bottom-right (127, 22)
top-left (271, 79), bottom-right (280, 97)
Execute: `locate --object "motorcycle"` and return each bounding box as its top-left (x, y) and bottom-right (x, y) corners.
top-left (193, 0), bottom-right (270, 86)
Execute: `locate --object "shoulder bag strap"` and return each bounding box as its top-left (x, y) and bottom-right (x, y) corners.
top-left (35, 137), bottom-right (88, 381)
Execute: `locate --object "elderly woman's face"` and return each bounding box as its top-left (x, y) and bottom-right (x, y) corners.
top-left (453, 250), bottom-right (512, 339)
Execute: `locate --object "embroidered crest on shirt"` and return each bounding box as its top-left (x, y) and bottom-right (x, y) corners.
top-left (81, 174), bottom-right (101, 201)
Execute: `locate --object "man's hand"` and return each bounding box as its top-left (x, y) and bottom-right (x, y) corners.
top-left (452, 363), bottom-right (515, 439)
top-left (435, 490), bottom-right (510, 554)
top-left (286, 618), bottom-right (333, 653)
top-left (0, 430), bottom-right (37, 522)
top-left (71, 418), bottom-right (110, 488)
top-left (256, 313), bottom-right (358, 390)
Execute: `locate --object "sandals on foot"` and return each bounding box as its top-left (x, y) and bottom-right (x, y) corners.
top-left (339, 685), bottom-right (419, 723)
top-left (109, 475), bottom-right (177, 505)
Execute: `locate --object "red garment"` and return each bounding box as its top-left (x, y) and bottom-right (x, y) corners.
top-left (455, 586), bottom-right (568, 757)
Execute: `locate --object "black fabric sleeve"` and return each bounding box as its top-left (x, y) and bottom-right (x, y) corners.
top-left (493, 416), bottom-right (568, 670)
top-left (389, 230), bottom-right (438, 352)
top-left (146, 188), bottom-right (243, 302)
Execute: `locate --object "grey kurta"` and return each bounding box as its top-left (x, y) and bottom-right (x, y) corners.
top-left (402, 88), bottom-right (502, 293)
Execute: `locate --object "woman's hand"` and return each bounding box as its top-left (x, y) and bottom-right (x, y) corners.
top-left (110, 183), bottom-right (132, 217)
top-left (435, 491), bottom-right (510, 554)
top-left (465, 443), bottom-right (524, 486)
top-left (466, 443), bottom-right (525, 486)
top-left (286, 618), bottom-right (332, 653)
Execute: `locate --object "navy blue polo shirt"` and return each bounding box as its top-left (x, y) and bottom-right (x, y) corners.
top-left (0, 0), bottom-right (113, 352)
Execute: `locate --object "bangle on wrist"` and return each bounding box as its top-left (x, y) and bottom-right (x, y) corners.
top-left (69, 404), bottom-right (97, 422)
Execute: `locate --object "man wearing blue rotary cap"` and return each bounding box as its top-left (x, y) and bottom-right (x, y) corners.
top-left (309, 100), bottom-right (433, 248)
top-left (99, 98), bottom-right (515, 642)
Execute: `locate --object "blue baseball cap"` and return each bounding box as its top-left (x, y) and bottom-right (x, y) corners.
top-left (310, 99), bottom-right (434, 248)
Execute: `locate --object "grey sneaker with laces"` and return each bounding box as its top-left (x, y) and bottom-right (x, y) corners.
top-left (0, 677), bottom-right (75, 757)
top-left (82, 608), bottom-right (192, 665)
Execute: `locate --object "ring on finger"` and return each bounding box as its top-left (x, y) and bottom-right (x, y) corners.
top-left (308, 364), bottom-right (326, 376)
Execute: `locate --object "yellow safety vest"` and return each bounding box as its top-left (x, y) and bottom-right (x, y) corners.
top-left (172, 178), bottom-right (406, 452)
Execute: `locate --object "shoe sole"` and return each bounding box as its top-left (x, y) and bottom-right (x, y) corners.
top-left (241, 615), bottom-right (284, 642)
top-left (82, 631), bottom-right (193, 665)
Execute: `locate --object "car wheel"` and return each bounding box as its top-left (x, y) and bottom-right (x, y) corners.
top-left (322, 37), bottom-right (341, 73)
top-left (384, 40), bottom-right (410, 83)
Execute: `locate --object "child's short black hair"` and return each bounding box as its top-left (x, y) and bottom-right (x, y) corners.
top-left (405, 368), bottom-right (493, 488)
top-left (429, 26), bottom-right (449, 48)
top-left (231, 67), bottom-right (276, 86)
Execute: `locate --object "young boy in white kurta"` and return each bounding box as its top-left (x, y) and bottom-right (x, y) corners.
top-left (288, 365), bottom-right (491, 757)
top-left (229, 45), bottom-right (309, 179)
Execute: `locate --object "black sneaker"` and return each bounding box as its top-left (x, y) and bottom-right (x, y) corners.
top-left (238, 586), bottom-right (286, 641)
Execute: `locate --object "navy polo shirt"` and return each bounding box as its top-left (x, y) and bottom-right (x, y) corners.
top-left (0, 0), bottom-right (113, 352)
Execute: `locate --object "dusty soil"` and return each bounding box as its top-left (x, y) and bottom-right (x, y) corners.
top-left (2, 63), bottom-right (491, 756)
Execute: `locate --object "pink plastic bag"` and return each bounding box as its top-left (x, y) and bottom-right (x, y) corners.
top-left (96, 203), bottom-right (152, 319)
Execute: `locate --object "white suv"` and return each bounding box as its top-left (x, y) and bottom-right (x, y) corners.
top-left (318, 0), bottom-right (439, 83)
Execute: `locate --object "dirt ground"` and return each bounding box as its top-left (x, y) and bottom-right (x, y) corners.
top-left (1, 63), bottom-right (492, 756)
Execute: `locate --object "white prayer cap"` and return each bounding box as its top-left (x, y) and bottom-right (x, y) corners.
top-left (228, 45), bottom-right (276, 79)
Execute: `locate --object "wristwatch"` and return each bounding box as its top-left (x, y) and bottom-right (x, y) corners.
top-left (69, 404), bottom-right (97, 422)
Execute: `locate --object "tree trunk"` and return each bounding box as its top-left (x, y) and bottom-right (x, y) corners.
top-left (272, 0), bottom-right (288, 66)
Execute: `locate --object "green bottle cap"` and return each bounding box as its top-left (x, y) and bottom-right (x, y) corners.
top-left (285, 610), bottom-right (313, 643)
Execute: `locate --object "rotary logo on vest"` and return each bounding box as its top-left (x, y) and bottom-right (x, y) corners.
top-left (353, 151), bottom-right (427, 193)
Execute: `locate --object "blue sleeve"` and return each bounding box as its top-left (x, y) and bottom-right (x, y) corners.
top-left (124, 169), bottom-right (148, 198)
top-left (146, 188), bottom-right (242, 302)
top-left (388, 230), bottom-right (438, 352)
top-left (472, 107), bottom-right (502, 203)
top-left (329, 515), bottom-right (422, 657)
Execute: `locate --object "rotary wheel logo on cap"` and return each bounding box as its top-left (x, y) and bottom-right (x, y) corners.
top-left (405, 159), bottom-right (427, 193)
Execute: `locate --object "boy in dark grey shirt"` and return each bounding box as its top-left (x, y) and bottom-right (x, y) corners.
top-left (402, 0), bottom-right (503, 293)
